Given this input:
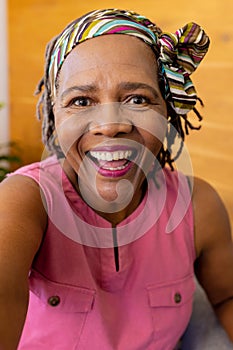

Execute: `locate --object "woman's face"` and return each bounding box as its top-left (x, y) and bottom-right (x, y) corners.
top-left (53, 34), bottom-right (167, 221)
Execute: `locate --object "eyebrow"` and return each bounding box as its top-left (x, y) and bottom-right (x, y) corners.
top-left (60, 85), bottom-right (98, 101)
top-left (60, 81), bottom-right (160, 101)
top-left (118, 82), bottom-right (160, 98)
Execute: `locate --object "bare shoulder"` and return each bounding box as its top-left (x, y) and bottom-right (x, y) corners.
top-left (0, 174), bottom-right (47, 348)
top-left (192, 177), bottom-right (231, 256)
top-left (192, 177), bottom-right (231, 255)
top-left (0, 174), bottom-right (47, 274)
top-left (0, 174), bottom-right (47, 227)
top-left (192, 176), bottom-right (233, 306)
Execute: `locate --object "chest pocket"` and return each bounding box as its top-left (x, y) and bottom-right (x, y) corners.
top-left (19, 270), bottom-right (95, 349)
top-left (147, 275), bottom-right (195, 344)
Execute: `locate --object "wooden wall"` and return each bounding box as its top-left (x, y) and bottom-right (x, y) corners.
top-left (8, 0), bottom-right (233, 224)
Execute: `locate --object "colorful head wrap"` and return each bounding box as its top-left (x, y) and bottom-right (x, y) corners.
top-left (48, 8), bottom-right (210, 115)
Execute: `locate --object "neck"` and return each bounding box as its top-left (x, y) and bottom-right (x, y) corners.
top-left (62, 160), bottom-right (147, 226)
top-left (96, 184), bottom-right (146, 226)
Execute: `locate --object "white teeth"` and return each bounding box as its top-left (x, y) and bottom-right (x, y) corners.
top-left (104, 165), bottom-right (127, 171)
top-left (90, 150), bottom-right (133, 161)
top-left (113, 152), bottom-right (119, 160)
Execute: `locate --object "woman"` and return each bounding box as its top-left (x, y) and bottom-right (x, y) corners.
top-left (0, 8), bottom-right (232, 349)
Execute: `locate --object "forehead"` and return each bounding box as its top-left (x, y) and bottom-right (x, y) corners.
top-left (58, 34), bottom-right (158, 81)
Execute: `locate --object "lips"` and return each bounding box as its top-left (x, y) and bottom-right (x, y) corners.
top-left (87, 147), bottom-right (137, 177)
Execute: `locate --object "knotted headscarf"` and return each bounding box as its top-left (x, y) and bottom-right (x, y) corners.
top-left (48, 8), bottom-right (210, 115)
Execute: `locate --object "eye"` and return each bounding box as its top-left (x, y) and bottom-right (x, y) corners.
top-left (70, 96), bottom-right (93, 107)
top-left (125, 95), bottom-right (150, 106)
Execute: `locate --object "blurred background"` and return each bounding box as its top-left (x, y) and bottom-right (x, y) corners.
top-left (1, 0), bottom-right (233, 226)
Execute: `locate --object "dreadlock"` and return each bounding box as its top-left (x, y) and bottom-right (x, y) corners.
top-left (157, 102), bottom-right (203, 171)
top-left (35, 35), bottom-right (62, 157)
top-left (35, 21), bottom-right (204, 170)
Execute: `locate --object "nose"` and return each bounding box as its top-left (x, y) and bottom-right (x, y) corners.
top-left (90, 121), bottom-right (133, 137)
top-left (88, 104), bottom-right (133, 137)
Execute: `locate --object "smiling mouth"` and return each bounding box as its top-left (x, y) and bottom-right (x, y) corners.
top-left (87, 149), bottom-right (137, 177)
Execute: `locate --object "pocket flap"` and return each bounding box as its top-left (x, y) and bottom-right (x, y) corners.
top-left (29, 270), bottom-right (95, 313)
top-left (147, 275), bottom-right (195, 308)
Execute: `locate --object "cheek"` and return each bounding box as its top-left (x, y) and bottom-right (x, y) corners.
top-left (54, 110), bottom-right (89, 156)
top-left (133, 110), bottom-right (167, 145)
top-left (147, 137), bottom-right (163, 155)
top-left (138, 124), bottom-right (165, 154)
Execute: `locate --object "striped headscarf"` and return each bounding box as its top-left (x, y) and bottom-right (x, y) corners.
top-left (48, 8), bottom-right (210, 115)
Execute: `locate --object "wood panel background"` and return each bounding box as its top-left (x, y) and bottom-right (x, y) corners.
top-left (8, 0), bottom-right (233, 225)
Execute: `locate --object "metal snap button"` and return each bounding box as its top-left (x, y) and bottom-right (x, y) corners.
top-left (174, 292), bottom-right (182, 304)
top-left (48, 295), bottom-right (60, 306)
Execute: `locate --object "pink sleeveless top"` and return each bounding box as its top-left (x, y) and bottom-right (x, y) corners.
top-left (12, 156), bottom-right (195, 349)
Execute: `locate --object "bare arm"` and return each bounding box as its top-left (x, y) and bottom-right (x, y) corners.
top-left (193, 177), bottom-right (233, 341)
top-left (0, 175), bottom-right (46, 349)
